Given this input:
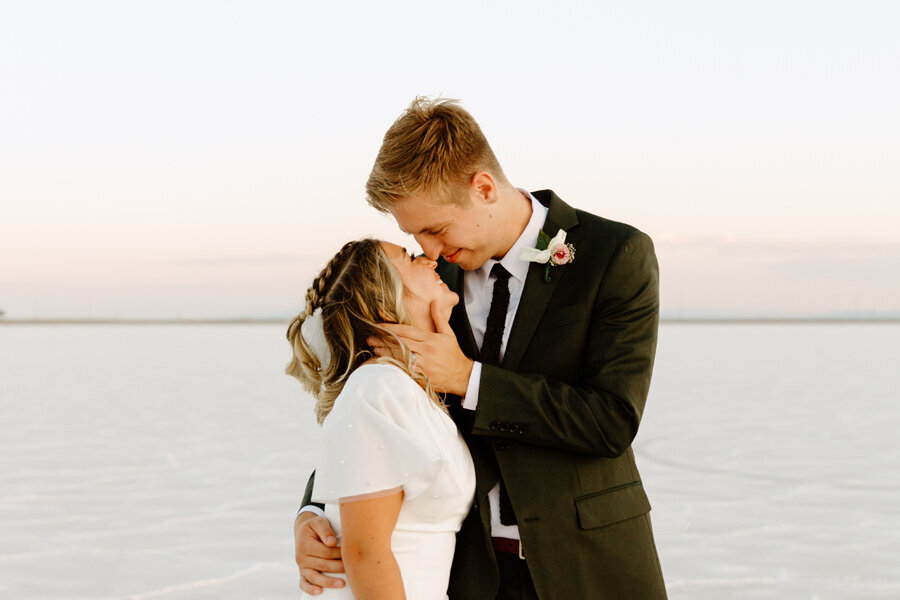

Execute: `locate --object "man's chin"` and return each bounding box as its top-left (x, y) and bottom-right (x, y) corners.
top-left (452, 254), bottom-right (483, 271)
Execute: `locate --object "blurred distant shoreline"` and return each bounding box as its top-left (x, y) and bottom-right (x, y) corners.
top-left (1, 317), bottom-right (898, 325)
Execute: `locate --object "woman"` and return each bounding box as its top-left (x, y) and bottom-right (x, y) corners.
top-left (286, 238), bottom-right (475, 600)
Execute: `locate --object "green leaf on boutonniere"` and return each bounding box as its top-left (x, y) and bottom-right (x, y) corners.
top-left (537, 230), bottom-right (553, 282)
top-left (537, 230), bottom-right (551, 251)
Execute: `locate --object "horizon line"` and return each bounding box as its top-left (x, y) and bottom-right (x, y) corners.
top-left (2, 317), bottom-right (899, 326)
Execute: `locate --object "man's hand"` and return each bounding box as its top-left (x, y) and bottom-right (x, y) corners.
top-left (294, 511), bottom-right (345, 595)
top-left (369, 301), bottom-right (473, 396)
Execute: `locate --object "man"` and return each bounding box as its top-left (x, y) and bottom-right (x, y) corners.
top-left (295, 98), bottom-right (667, 599)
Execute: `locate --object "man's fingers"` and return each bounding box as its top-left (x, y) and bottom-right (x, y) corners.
top-left (301, 567), bottom-right (346, 591)
top-left (302, 555), bottom-right (346, 575)
top-left (369, 340), bottom-right (425, 363)
top-left (297, 540), bottom-right (342, 561)
top-left (368, 336), bottom-right (397, 350)
top-left (299, 575), bottom-right (322, 596)
top-left (367, 335), bottom-right (406, 362)
top-left (307, 516), bottom-right (338, 547)
top-left (294, 514), bottom-right (345, 594)
top-left (380, 323), bottom-right (426, 341)
top-left (369, 341), bottom-right (394, 359)
top-left (430, 300), bottom-right (453, 335)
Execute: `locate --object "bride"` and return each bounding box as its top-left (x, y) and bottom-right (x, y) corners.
top-left (286, 238), bottom-right (475, 600)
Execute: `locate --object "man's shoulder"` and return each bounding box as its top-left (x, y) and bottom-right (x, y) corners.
top-left (535, 189), bottom-right (651, 248)
top-left (576, 207), bottom-right (640, 235)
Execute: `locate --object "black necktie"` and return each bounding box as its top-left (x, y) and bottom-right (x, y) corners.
top-left (480, 263), bottom-right (511, 366)
top-left (479, 263), bottom-right (517, 525)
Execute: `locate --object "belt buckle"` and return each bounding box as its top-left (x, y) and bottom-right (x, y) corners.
top-left (518, 540), bottom-right (524, 560)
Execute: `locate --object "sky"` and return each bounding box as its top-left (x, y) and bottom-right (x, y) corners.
top-left (1, 0), bottom-right (898, 319)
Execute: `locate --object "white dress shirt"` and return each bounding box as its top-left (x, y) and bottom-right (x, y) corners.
top-left (462, 190), bottom-right (548, 540)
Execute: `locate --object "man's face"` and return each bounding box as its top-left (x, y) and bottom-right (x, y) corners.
top-left (389, 189), bottom-right (498, 271)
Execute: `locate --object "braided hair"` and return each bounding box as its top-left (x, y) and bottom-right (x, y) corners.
top-left (286, 239), bottom-right (441, 424)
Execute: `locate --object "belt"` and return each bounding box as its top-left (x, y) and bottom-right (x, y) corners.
top-left (491, 537), bottom-right (524, 559)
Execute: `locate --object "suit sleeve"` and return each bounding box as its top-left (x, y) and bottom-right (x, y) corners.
top-left (299, 470), bottom-right (325, 512)
top-left (471, 229), bottom-right (659, 457)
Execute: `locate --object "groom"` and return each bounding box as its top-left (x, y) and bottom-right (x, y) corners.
top-left (295, 98), bottom-right (667, 599)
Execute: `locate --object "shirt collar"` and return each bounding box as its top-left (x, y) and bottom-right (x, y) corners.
top-left (477, 189), bottom-right (548, 284)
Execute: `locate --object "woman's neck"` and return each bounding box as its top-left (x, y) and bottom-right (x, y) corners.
top-left (409, 304), bottom-right (436, 333)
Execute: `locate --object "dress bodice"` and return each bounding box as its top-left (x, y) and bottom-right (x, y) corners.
top-left (303, 364), bottom-right (475, 600)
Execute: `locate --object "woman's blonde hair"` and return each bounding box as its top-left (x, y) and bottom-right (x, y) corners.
top-left (286, 239), bottom-right (442, 424)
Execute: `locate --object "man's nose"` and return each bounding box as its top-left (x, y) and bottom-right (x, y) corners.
top-left (415, 235), bottom-right (442, 261)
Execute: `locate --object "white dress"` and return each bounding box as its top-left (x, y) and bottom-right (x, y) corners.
top-left (302, 363), bottom-right (476, 600)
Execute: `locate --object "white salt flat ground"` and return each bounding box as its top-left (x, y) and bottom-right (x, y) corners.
top-left (1, 323), bottom-right (898, 599)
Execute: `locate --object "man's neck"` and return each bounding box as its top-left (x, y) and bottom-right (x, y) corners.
top-left (492, 186), bottom-right (533, 260)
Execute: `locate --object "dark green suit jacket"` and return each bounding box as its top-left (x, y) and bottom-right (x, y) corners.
top-left (442, 190), bottom-right (666, 600)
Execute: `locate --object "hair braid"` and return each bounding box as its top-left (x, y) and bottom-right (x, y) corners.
top-left (285, 241), bottom-right (360, 402)
top-left (304, 241), bottom-right (358, 315)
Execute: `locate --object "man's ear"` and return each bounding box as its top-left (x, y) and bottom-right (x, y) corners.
top-left (469, 171), bottom-right (498, 205)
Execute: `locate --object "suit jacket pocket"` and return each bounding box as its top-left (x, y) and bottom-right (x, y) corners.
top-left (538, 302), bottom-right (589, 332)
top-left (575, 482), bottom-right (651, 529)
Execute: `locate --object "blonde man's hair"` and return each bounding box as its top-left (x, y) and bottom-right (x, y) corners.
top-left (285, 239), bottom-right (443, 424)
top-left (365, 97), bottom-right (507, 213)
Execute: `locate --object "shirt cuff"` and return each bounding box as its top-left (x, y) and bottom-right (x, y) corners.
top-left (297, 505), bottom-right (325, 518)
top-left (461, 361), bottom-right (482, 411)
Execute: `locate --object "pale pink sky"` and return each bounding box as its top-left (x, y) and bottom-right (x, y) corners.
top-left (1, 1), bottom-right (898, 318)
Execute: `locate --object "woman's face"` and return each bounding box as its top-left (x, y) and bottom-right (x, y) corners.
top-left (381, 242), bottom-right (458, 313)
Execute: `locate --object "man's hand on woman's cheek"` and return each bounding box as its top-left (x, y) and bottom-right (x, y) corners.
top-left (370, 302), bottom-right (472, 396)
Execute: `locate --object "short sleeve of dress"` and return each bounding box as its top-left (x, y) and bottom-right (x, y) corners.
top-left (311, 365), bottom-right (451, 505)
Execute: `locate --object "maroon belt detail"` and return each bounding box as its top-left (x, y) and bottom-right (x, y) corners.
top-left (491, 537), bottom-right (524, 559)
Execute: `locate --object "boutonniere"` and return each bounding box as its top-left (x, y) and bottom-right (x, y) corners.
top-left (519, 229), bottom-right (575, 283)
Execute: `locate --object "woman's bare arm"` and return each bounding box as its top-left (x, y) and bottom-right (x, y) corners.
top-left (339, 489), bottom-right (405, 600)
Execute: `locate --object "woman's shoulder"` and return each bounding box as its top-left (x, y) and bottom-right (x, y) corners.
top-left (332, 362), bottom-right (424, 414)
top-left (347, 361), bottom-right (419, 390)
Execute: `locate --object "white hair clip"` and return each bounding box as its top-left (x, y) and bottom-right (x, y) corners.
top-left (300, 307), bottom-right (331, 371)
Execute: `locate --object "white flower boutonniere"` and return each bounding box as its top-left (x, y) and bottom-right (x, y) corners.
top-left (519, 229), bottom-right (575, 282)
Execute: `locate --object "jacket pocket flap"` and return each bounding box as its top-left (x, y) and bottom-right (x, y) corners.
top-left (575, 482), bottom-right (651, 529)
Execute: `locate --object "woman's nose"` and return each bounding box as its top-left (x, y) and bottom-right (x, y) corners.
top-left (415, 256), bottom-right (438, 269)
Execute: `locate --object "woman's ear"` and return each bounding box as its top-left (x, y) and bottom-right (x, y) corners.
top-left (376, 307), bottom-right (399, 324)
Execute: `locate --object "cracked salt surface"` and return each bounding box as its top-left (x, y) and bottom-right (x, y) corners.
top-left (1, 323), bottom-right (898, 598)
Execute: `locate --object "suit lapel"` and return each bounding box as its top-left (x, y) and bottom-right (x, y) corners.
top-left (438, 259), bottom-right (479, 360)
top-left (502, 190), bottom-right (580, 372)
